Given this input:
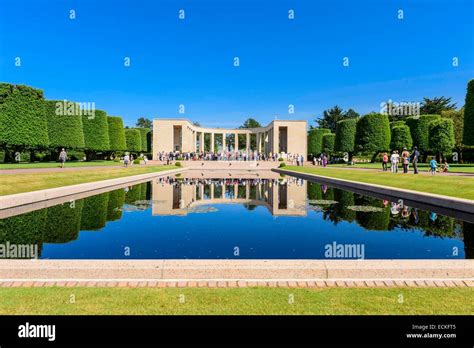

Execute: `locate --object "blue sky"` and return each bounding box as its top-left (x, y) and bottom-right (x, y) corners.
top-left (1, 0), bottom-right (473, 128)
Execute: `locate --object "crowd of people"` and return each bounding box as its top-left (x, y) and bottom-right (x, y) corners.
top-left (381, 146), bottom-right (449, 175)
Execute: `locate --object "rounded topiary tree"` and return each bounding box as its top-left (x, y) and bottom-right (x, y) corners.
top-left (334, 118), bottom-right (357, 159)
top-left (0, 83), bottom-right (49, 162)
top-left (405, 114), bottom-right (441, 153)
top-left (82, 109), bottom-right (110, 160)
top-left (308, 128), bottom-right (330, 157)
top-left (463, 79), bottom-right (474, 146)
top-left (429, 118), bottom-right (455, 160)
top-left (107, 116), bottom-right (127, 155)
top-left (390, 125), bottom-right (413, 151)
top-left (45, 100), bottom-right (85, 152)
top-left (125, 128), bottom-right (142, 154)
top-left (135, 128), bottom-right (151, 153)
top-left (322, 133), bottom-right (335, 154)
top-left (355, 113), bottom-right (391, 157)
top-left (390, 120), bottom-right (406, 129)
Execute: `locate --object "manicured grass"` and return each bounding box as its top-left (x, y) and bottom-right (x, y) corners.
top-left (0, 165), bottom-right (177, 195)
top-left (329, 162), bottom-right (474, 173)
top-left (0, 160), bottom-right (121, 169)
top-left (0, 287), bottom-right (471, 315)
top-left (285, 166), bottom-right (474, 200)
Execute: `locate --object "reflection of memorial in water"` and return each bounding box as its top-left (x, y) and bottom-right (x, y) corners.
top-left (151, 178), bottom-right (307, 216)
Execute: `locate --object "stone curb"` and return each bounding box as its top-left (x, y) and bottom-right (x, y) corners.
top-left (273, 168), bottom-right (474, 214)
top-left (0, 167), bottom-right (186, 210)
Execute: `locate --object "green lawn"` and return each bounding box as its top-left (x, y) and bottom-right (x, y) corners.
top-left (284, 166), bottom-right (474, 200)
top-left (0, 165), bottom-right (178, 195)
top-left (0, 160), bottom-right (120, 169)
top-left (329, 162), bottom-right (474, 173)
top-left (0, 287), bottom-right (471, 315)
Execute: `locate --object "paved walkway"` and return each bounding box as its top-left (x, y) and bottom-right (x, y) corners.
top-left (1, 260), bottom-right (472, 288)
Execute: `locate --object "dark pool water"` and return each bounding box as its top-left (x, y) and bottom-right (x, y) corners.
top-left (1, 176), bottom-right (472, 259)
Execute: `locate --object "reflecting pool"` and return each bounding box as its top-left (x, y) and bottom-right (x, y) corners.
top-left (0, 176), bottom-right (472, 259)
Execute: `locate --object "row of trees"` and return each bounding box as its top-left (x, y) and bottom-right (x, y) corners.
top-left (309, 79), bottom-right (474, 162)
top-left (0, 83), bottom-right (152, 162)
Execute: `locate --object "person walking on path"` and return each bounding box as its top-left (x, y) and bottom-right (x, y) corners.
top-left (401, 148), bottom-right (410, 174)
top-left (123, 154), bottom-right (130, 167)
top-left (390, 150), bottom-right (399, 173)
top-left (382, 152), bottom-right (388, 171)
top-left (429, 156), bottom-right (438, 175)
top-left (59, 148), bottom-right (67, 168)
top-left (411, 146), bottom-right (420, 174)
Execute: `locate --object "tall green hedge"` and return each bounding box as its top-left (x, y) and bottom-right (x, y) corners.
top-left (125, 129), bottom-right (142, 152)
top-left (334, 119), bottom-right (356, 153)
top-left (0, 83), bottom-right (49, 150)
top-left (405, 114), bottom-right (440, 152)
top-left (462, 79), bottom-right (474, 145)
top-left (429, 118), bottom-right (455, 156)
top-left (107, 116), bottom-right (127, 152)
top-left (390, 125), bottom-right (413, 151)
top-left (82, 109), bottom-right (110, 152)
top-left (390, 120), bottom-right (406, 129)
top-left (322, 133), bottom-right (335, 154)
top-left (355, 113), bottom-right (391, 154)
top-left (45, 100), bottom-right (85, 150)
top-left (308, 128), bottom-right (330, 155)
top-left (135, 128), bottom-right (151, 153)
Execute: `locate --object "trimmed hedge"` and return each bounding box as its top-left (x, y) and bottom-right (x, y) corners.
top-left (334, 119), bottom-right (356, 153)
top-left (429, 118), bottom-right (455, 156)
top-left (390, 125), bottom-right (413, 151)
top-left (390, 120), bottom-right (406, 129)
top-left (463, 79), bottom-right (474, 145)
top-left (125, 129), bottom-right (142, 152)
top-left (82, 109), bottom-right (110, 152)
top-left (322, 133), bottom-right (335, 154)
top-left (405, 114), bottom-right (440, 152)
top-left (355, 113), bottom-right (391, 154)
top-left (135, 128), bottom-right (151, 153)
top-left (0, 83), bottom-right (49, 150)
top-left (45, 100), bottom-right (85, 150)
top-left (308, 128), bottom-right (331, 155)
top-left (107, 116), bottom-right (127, 152)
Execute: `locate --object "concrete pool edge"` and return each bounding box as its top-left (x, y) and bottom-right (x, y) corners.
top-left (0, 167), bottom-right (186, 210)
top-left (273, 168), bottom-right (474, 214)
top-left (0, 260), bottom-right (472, 287)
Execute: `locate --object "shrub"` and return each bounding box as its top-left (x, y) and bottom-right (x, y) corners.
top-left (429, 118), bottom-right (455, 157)
top-left (441, 108), bottom-right (464, 149)
top-left (82, 109), bottom-right (110, 153)
top-left (0, 83), bottom-right (49, 152)
top-left (390, 120), bottom-right (406, 129)
top-left (390, 125), bottom-right (413, 151)
top-left (45, 100), bottom-right (85, 150)
top-left (405, 114), bottom-right (441, 152)
top-left (322, 133), bottom-right (336, 154)
top-left (107, 116), bottom-right (127, 152)
top-left (133, 158), bottom-right (141, 164)
top-left (174, 161), bottom-right (182, 167)
top-left (278, 157), bottom-right (284, 161)
top-left (135, 128), bottom-right (151, 152)
top-left (355, 113), bottom-right (391, 154)
top-left (279, 162), bottom-right (286, 168)
top-left (125, 128), bottom-right (142, 153)
top-left (334, 119), bottom-right (356, 153)
top-left (463, 79), bottom-right (474, 146)
top-left (308, 128), bottom-right (331, 155)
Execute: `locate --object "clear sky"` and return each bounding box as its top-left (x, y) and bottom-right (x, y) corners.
top-left (1, 0), bottom-right (473, 128)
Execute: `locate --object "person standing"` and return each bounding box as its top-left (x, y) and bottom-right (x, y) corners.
top-left (390, 151), bottom-right (399, 173)
top-left (401, 148), bottom-right (410, 174)
top-left (123, 153), bottom-right (130, 168)
top-left (382, 152), bottom-right (388, 171)
top-left (411, 146), bottom-right (420, 174)
top-left (59, 148), bottom-right (67, 168)
top-left (429, 156), bottom-right (438, 175)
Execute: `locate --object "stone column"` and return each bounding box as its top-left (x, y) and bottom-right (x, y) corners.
top-left (235, 133), bottom-right (239, 152)
top-left (200, 132), bottom-right (205, 152)
top-left (211, 133), bottom-right (215, 153)
top-left (246, 133), bottom-right (250, 152)
top-left (222, 133), bottom-right (226, 151)
top-left (210, 184), bottom-right (214, 199)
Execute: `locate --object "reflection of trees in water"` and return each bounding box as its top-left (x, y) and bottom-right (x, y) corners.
top-left (354, 196), bottom-right (390, 231)
top-left (243, 204), bottom-right (258, 211)
top-left (44, 200), bottom-right (84, 243)
top-left (462, 222), bottom-right (474, 258)
top-left (107, 190), bottom-right (125, 221)
top-left (80, 193), bottom-right (109, 231)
